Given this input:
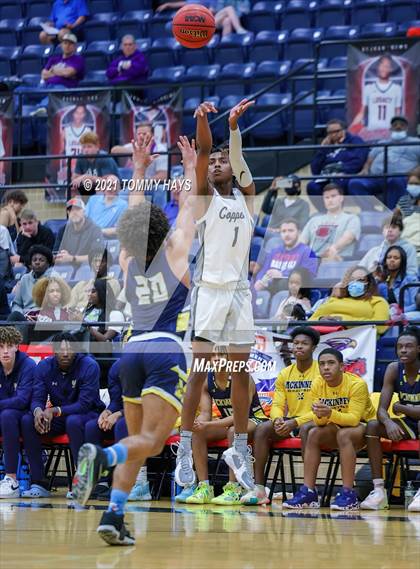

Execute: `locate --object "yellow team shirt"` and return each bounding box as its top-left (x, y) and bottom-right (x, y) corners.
top-left (270, 361), bottom-right (319, 426)
top-left (310, 372), bottom-right (376, 427)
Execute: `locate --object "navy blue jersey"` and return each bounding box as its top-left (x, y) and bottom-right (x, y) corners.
top-left (31, 353), bottom-right (105, 416)
top-left (207, 372), bottom-right (266, 421)
top-left (396, 363), bottom-right (420, 407)
top-left (0, 351), bottom-right (36, 411)
top-left (125, 250), bottom-right (188, 335)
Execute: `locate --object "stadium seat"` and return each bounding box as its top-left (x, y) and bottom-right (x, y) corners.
top-left (356, 233), bottom-right (384, 256)
top-left (262, 236), bottom-right (283, 255)
top-left (320, 25), bottom-right (359, 58)
top-left (292, 57), bottom-right (327, 91)
top-left (284, 28), bottom-right (323, 61)
top-left (79, 69), bottom-right (108, 86)
top-left (106, 240), bottom-right (121, 262)
top-left (317, 260), bottom-right (355, 282)
top-left (51, 265), bottom-right (74, 281)
top-left (250, 235), bottom-right (264, 263)
top-left (0, 46), bottom-right (19, 76)
top-left (16, 44), bottom-right (54, 76)
top-left (350, 0), bottom-right (386, 25)
top-left (0, 3), bottom-right (23, 19)
top-left (269, 290), bottom-right (288, 317)
top-left (359, 22), bottom-right (398, 38)
top-left (108, 264), bottom-right (122, 279)
top-left (251, 60), bottom-right (291, 96)
top-left (213, 33), bottom-right (254, 66)
top-left (148, 37), bottom-right (181, 69)
top-left (84, 40), bottom-right (117, 72)
top-left (254, 290), bottom-right (271, 319)
top-left (148, 65), bottom-right (185, 99)
top-left (178, 34), bottom-right (218, 67)
top-left (360, 211), bottom-right (389, 233)
top-left (315, 0), bottom-right (349, 27)
top-left (84, 13), bottom-right (118, 42)
top-left (183, 64), bottom-right (220, 100)
top-left (44, 218), bottom-right (66, 237)
top-left (319, 56), bottom-right (347, 91)
top-left (25, 1), bottom-right (52, 19)
top-left (249, 30), bottom-right (288, 64)
top-left (73, 264), bottom-right (91, 281)
top-left (0, 18), bottom-right (25, 46)
top-left (216, 62), bottom-right (255, 98)
top-left (149, 15), bottom-right (172, 39)
top-left (244, 1), bottom-right (282, 32)
top-left (249, 93), bottom-right (288, 141)
top-left (116, 10), bottom-right (152, 39)
top-left (398, 19), bottom-right (420, 33)
top-left (282, 0), bottom-right (315, 29)
top-left (89, 0), bottom-right (115, 13)
top-left (117, 0), bottom-right (152, 11)
top-left (21, 16), bottom-right (49, 45)
top-left (386, 0), bottom-right (419, 23)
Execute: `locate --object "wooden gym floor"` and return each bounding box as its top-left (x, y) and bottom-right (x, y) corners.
top-left (0, 495), bottom-right (419, 569)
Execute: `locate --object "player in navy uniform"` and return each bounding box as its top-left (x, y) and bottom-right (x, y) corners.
top-left (361, 326), bottom-right (420, 511)
top-left (175, 99), bottom-right (258, 492)
top-left (72, 134), bottom-right (197, 545)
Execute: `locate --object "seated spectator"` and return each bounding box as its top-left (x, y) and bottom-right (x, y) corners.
top-left (361, 326), bottom-right (420, 512)
top-left (68, 249), bottom-right (121, 317)
top-left (348, 116), bottom-right (420, 209)
top-left (274, 267), bottom-right (313, 321)
top-left (256, 176), bottom-right (310, 237)
top-left (111, 123), bottom-right (168, 179)
top-left (401, 210), bottom-right (420, 268)
top-left (0, 224), bottom-right (15, 291)
top-left (21, 332), bottom-right (105, 498)
top-left (307, 119), bottom-right (368, 200)
top-left (242, 326), bottom-right (320, 506)
top-left (157, 0), bottom-right (249, 36)
top-left (85, 183), bottom-right (127, 238)
top-left (54, 198), bottom-right (105, 266)
top-left (283, 349), bottom-right (376, 510)
top-left (309, 265), bottom-right (390, 334)
top-left (8, 246), bottom-right (54, 341)
top-left (72, 133), bottom-right (119, 197)
top-left (82, 278), bottom-right (124, 346)
top-left (0, 327), bottom-right (36, 499)
top-left (106, 35), bottom-right (149, 86)
top-left (40, 0), bottom-right (89, 45)
top-left (300, 183), bottom-right (361, 260)
top-left (16, 210), bottom-right (55, 268)
top-left (360, 214), bottom-right (418, 276)
top-left (396, 166), bottom-right (420, 218)
top-left (0, 190), bottom-right (28, 242)
top-left (376, 246), bottom-right (419, 316)
top-left (41, 34), bottom-right (85, 89)
top-left (253, 218), bottom-right (317, 293)
top-left (28, 276), bottom-right (73, 324)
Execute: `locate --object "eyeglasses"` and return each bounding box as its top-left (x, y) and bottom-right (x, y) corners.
top-left (326, 128), bottom-right (343, 135)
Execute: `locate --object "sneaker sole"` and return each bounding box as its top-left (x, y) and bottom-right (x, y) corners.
top-left (360, 503), bottom-right (389, 511)
top-left (0, 492), bottom-right (20, 499)
top-left (127, 494), bottom-right (152, 502)
top-left (241, 498), bottom-right (270, 506)
top-left (97, 525), bottom-right (135, 546)
top-left (174, 461), bottom-right (196, 487)
top-left (73, 444), bottom-right (99, 507)
top-left (282, 502), bottom-right (320, 509)
top-left (330, 504), bottom-right (359, 511)
top-left (222, 450), bottom-right (254, 491)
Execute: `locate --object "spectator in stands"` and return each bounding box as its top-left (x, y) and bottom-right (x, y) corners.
top-left (20, 332), bottom-right (105, 498)
top-left (307, 119), bottom-right (368, 200)
top-left (54, 197), bottom-right (105, 266)
top-left (396, 166), bottom-right (420, 218)
top-left (273, 267), bottom-right (313, 321)
top-left (0, 224), bottom-right (15, 292)
top-left (106, 35), bottom-right (149, 86)
top-left (72, 132), bottom-right (120, 197)
top-left (360, 214), bottom-right (418, 276)
top-left (39, 0), bottom-right (89, 45)
top-left (41, 34), bottom-right (85, 89)
top-left (28, 276), bottom-right (73, 324)
top-left (376, 246), bottom-right (419, 315)
top-left (85, 182), bottom-right (128, 238)
top-left (300, 183), bottom-right (361, 260)
top-left (82, 278), bottom-right (124, 345)
top-left (309, 265), bottom-right (390, 334)
top-left (16, 210), bottom-right (55, 268)
top-left (0, 190), bottom-right (28, 242)
top-left (283, 348), bottom-right (376, 510)
top-left (0, 327), bottom-right (36, 499)
top-left (348, 116), bottom-right (420, 209)
top-left (157, 0), bottom-right (249, 36)
top-left (401, 210), bottom-right (420, 269)
top-left (9, 246), bottom-right (53, 318)
top-left (111, 123), bottom-right (168, 180)
top-left (68, 249), bottom-right (121, 317)
top-left (241, 326), bottom-right (320, 506)
top-left (253, 218), bottom-right (317, 293)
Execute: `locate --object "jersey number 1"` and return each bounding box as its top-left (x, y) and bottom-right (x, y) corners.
top-left (232, 226), bottom-right (239, 247)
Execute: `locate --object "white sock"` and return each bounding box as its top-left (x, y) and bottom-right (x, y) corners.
top-left (136, 466), bottom-right (148, 485)
top-left (373, 479), bottom-right (384, 490)
top-left (180, 430), bottom-right (193, 452)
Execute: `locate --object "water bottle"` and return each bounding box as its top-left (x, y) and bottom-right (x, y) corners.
top-left (17, 454), bottom-right (31, 493)
top-left (404, 481), bottom-right (416, 509)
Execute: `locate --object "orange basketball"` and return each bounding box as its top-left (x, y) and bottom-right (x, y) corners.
top-left (172, 4), bottom-right (216, 49)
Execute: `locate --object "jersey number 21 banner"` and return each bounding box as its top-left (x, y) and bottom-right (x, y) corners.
top-left (347, 39), bottom-right (420, 141)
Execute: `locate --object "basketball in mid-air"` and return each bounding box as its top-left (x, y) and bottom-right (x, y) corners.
top-left (172, 4), bottom-right (216, 49)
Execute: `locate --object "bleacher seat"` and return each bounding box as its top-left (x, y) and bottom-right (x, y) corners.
top-left (213, 33), bottom-right (254, 66)
top-left (44, 218), bottom-right (66, 238)
top-left (398, 20), bottom-right (420, 34)
top-left (0, 3), bottom-right (23, 19)
top-left (359, 22), bottom-right (398, 38)
top-left (315, 0), bottom-right (349, 27)
top-left (320, 25), bottom-right (359, 58)
top-left (21, 16), bottom-right (47, 45)
top-left (108, 264), bottom-right (122, 279)
top-left (292, 58), bottom-right (327, 91)
top-left (89, 0), bottom-right (115, 13)
top-left (360, 211), bottom-right (389, 233)
top-left (116, 10), bottom-right (152, 40)
top-left (16, 44), bottom-right (53, 76)
top-left (250, 235), bottom-right (264, 263)
top-left (117, 0), bottom-right (151, 11)
top-left (317, 260), bottom-right (355, 281)
top-left (106, 239), bottom-right (121, 262)
top-left (51, 265), bottom-right (74, 281)
top-left (25, 1), bottom-right (51, 19)
top-left (148, 37), bottom-right (181, 69)
top-left (322, 89), bottom-right (346, 122)
top-left (0, 18), bottom-right (25, 46)
top-left (254, 290), bottom-right (271, 319)
top-left (251, 60), bottom-right (291, 96)
top-left (284, 28), bottom-right (323, 60)
top-left (183, 64), bottom-right (220, 100)
top-left (262, 236), bottom-right (283, 255)
top-left (350, 0), bottom-right (386, 25)
top-left (84, 40), bottom-right (117, 72)
top-left (216, 62), bottom-right (255, 99)
top-left (148, 15), bottom-right (172, 39)
top-left (356, 233), bottom-right (383, 256)
top-left (79, 69), bottom-right (108, 86)
top-left (386, 0), bottom-right (419, 23)
top-left (249, 30), bottom-right (288, 64)
top-left (248, 93), bottom-right (287, 141)
top-left (148, 65), bottom-right (185, 99)
top-left (0, 46), bottom-right (19, 75)
top-left (269, 290), bottom-right (288, 317)
top-left (319, 56), bottom-right (347, 91)
top-left (84, 13), bottom-right (118, 42)
top-left (73, 264), bottom-right (91, 281)
top-left (282, 0), bottom-right (315, 29)
top-left (244, 1), bottom-right (281, 32)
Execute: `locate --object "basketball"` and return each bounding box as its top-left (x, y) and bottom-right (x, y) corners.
top-left (172, 4), bottom-right (216, 49)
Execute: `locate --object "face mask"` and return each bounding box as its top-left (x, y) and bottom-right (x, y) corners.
top-left (406, 184), bottom-right (420, 199)
top-left (391, 130), bottom-right (407, 141)
top-left (348, 280), bottom-right (366, 298)
top-left (285, 186), bottom-right (300, 196)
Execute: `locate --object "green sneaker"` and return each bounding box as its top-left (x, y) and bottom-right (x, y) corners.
top-left (186, 481), bottom-right (214, 504)
top-left (211, 482), bottom-right (243, 505)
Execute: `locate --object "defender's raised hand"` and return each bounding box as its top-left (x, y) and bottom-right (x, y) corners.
top-left (132, 132), bottom-right (160, 170)
top-left (177, 136), bottom-right (197, 170)
top-left (194, 101), bottom-right (218, 119)
top-left (228, 98), bottom-right (255, 130)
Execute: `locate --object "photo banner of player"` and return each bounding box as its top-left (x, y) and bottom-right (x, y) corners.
top-left (46, 91), bottom-right (111, 202)
top-left (0, 93), bottom-right (13, 187)
top-left (347, 39), bottom-right (420, 141)
top-left (120, 88), bottom-right (182, 172)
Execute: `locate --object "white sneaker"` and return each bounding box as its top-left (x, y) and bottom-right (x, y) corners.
top-left (0, 476), bottom-right (20, 498)
top-left (174, 444), bottom-right (196, 487)
top-left (407, 488), bottom-right (420, 512)
top-left (222, 446), bottom-right (255, 491)
top-left (360, 487), bottom-right (389, 510)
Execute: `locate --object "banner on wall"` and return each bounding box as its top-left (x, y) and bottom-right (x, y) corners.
top-left (46, 92), bottom-right (111, 202)
top-left (0, 94), bottom-right (13, 188)
top-left (347, 39), bottom-right (420, 141)
top-left (120, 89), bottom-right (182, 174)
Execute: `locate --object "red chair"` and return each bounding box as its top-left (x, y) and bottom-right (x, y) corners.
top-left (386, 439), bottom-right (420, 500)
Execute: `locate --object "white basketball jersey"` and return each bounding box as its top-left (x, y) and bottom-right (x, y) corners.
top-left (363, 81), bottom-right (402, 129)
top-left (194, 188), bottom-right (253, 286)
top-left (64, 125), bottom-right (91, 156)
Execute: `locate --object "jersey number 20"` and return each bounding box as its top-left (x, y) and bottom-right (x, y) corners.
top-left (135, 273), bottom-right (169, 305)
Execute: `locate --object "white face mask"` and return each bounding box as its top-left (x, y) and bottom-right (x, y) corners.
top-left (406, 184), bottom-right (420, 199)
top-left (391, 130), bottom-right (408, 140)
